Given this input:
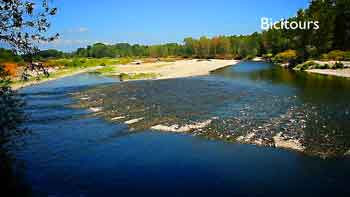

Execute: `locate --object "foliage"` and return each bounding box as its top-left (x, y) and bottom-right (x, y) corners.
top-left (327, 50), bottom-right (346, 60)
top-left (36, 49), bottom-right (65, 59)
top-left (0, 65), bottom-right (27, 196)
top-left (0, 49), bottom-right (23, 63)
top-left (294, 60), bottom-right (345, 70)
top-left (319, 50), bottom-right (350, 61)
top-left (1, 0), bottom-right (347, 73)
top-left (44, 58), bottom-right (122, 68)
top-left (262, 0), bottom-right (349, 61)
top-left (345, 52), bottom-right (350, 61)
top-left (29, 0), bottom-right (349, 64)
top-left (273, 50), bottom-right (298, 63)
top-left (0, 0), bottom-right (58, 54)
top-left (0, 1), bottom-right (58, 194)
top-left (294, 61), bottom-right (320, 70)
top-left (9, 0), bottom-right (342, 69)
top-left (70, 33), bottom-right (263, 59)
top-left (262, 53), bottom-right (273, 59)
top-left (334, 61), bottom-right (344, 69)
top-left (0, 0), bottom-right (58, 149)
top-left (93, 65), bottom-right (117, 75)
top-left (2, 63), bottom-right (19, 77)
top-left (0, 65), bottom-right (24, 141)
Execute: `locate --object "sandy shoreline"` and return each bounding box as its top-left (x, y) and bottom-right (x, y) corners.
top-left (306, 68), bottom-right (350, 78)
top-left (112, 59), bottom-right (240, 80)
top-left (12, 66), bottom-right (103, 90)
top-left (11, 59), bottom-right (239, 89)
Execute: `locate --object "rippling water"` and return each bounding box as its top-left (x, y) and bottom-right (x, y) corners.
top-left (73, 62), bottom-right (350, 158)
top-left (8, 61), bottom-right (350, 196)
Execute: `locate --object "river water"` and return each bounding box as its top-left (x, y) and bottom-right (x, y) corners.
top-left (11, 61), bottom-right (350, 196)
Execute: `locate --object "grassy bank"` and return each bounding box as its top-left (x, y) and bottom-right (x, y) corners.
top-left (92, 65), bottom-right (118, 76)
top-left (44, 57), bottom-right (131, 68)
top-left (293, 61), bottom-right (347, 71)
top-left (11, 57), bottom-right (133, 89)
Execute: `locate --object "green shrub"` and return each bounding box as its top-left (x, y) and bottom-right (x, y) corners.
top-left (263, 53), bottom-right (273, 58)
top-left (118, 57), bottom-right (132, 65)
top-left (94, 65), bottom-right (116, 75)
top-left (66, 58), bottom-right (82, 67)
top-left (294, 61), bottom-right (321, 70)
top-left (45, 58), bottom-right (122, 68)
top-left (273, 50), bottom-right (298, 63)
top-left (320, 53), bottom-right (329, 61)
top-left (299, 64), bottom-right (308, 71)
top-left (0, 66), bottom-right (24, 138)
top-left (345, 52), bottom-right (350, 61)
top-left (334, 62), bottom-right (344, 69)
top-left (328, 50), bottom-right (346, 61)
top-left (320, 64), bottom-right (330, 69)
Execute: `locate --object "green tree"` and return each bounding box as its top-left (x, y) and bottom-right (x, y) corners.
top-left (0, 1), bottom-right (58, 195)
top-left (333, 0), bottom-right (350, 50)
top-left (199, 36), bottom-right (211, 58)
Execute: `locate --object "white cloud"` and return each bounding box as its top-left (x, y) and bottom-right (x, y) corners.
top-left (40, 38), bottom-right (91, 46)
top-left (95, 41), bottom-right (113, 45)
top-left (67, 27), bottom-right (89, 33)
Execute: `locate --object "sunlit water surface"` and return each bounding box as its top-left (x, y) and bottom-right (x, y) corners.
top-left (11, 62), bottom-right (350, 196)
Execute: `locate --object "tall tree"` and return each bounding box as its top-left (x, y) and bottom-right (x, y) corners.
top-left (199, 36), bottom-right (210, 58)
top-left (333, 0), bottom-right (350, 50)
top-left (0, 1), bottom-right (58, 195)
top-left (0, 0), bottom-right (58, 54)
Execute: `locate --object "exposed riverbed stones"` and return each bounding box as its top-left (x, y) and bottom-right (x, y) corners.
top-left (151, 119), bottom-right (214, 133)
top-left (89, 107), bottom-right (103, 112)
top-left (71, 78), bottom-right (350, 158)
top-left (273, 132), bottom-right (304, 151)
top-left (125, 117), bottom-right (144, 124)
top-left (111, 116), bottom-right (125, 121)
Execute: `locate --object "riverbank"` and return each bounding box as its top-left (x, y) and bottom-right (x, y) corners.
top-left (71, 61), bottom-right (350, 158)
top-left (276, 59), bottom-right (350, 78)
top-left (107, 59), bottom-right (240, 80)
top-left (11, 59), bottom-right (239, 89)
top-left (300, 60), bottom-right (350, 78)
top-left (12, 65), bottom-right (103, 90)
top-left (19, 70), bottom-right (350, 196)
top-left (306, 68), bottom-right (350, 78)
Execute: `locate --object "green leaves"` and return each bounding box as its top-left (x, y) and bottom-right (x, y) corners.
top-left (25, 2), bottom-right (35, 15)
top-left (0, 0), bottom-right (58, 54)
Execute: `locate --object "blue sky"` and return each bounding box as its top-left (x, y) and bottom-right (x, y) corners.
top-left (43, 0), bottom-right (310, 51)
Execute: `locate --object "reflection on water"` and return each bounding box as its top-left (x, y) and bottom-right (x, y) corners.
top-left (3, 74), bottom-right (119, 196)
top-left (213, 62), bottom-right (350, 157)
top-left (73, 61), bottom-right (350, 158)
top-left (1, 143), bottom-right (32, 196)
top-left (0, 84), bottom-right (30, 196)
top-left (5, 64), bottom-right (350, 196)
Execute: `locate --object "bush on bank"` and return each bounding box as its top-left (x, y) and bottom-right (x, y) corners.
top-left (294, 61), bottom-right (345, 71)
top-left (321, 50), bottom-right (350, 61)
top-left (272, 50), bottom-right (299, 67)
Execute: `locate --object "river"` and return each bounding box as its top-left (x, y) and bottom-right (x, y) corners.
top-left (9, 61), bottom-right (350, 196)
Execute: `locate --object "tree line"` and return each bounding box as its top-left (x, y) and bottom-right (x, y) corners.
top-left (35, 0), bottom-right (349, 63)
top-left (66, 33), bottom-right (260, 58)
top-left (39, 34), bottom-right (262, 60)
top-left (2, 0), bottom-right (349, 65)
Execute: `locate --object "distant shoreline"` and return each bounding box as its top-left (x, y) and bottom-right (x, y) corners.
top-left (12, 66), bottom-right (103, 90)
top-left (109, 59), bottom-right (240, 81)
top-left (306, 68), bottom-right (350, 78)
top-left (12, 59), bottom-right (240, 89)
